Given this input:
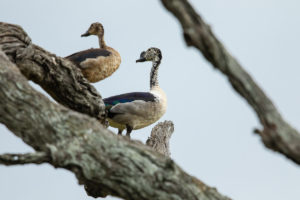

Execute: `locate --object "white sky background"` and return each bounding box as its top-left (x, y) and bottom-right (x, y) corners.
top-left (1, 0), bottom-right (300, 199)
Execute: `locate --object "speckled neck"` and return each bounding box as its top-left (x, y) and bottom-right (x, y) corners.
top-left (150, 58), bottom-right (161, 89)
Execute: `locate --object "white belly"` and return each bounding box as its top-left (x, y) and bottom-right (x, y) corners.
top-left (132, 101), bottom-right (166, 130)
top-left (109, 88), bottom-right (167, 130)
top-left (110, 100), bottom-right (166, 130)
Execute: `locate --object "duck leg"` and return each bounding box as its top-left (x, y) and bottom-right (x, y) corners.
top-left (118, 129), bottom-right (123, 135)
top-left (126, 125), bottom-right (133, 138)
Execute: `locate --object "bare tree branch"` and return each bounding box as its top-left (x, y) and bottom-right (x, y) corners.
top-left (0, 152), bottom-right (49, 166)
top-left (160, 0), bottom-right (300, 165)
top-left (147, 120), bottom-right (174, 157)
top-left (0, 50), bottom-right (231, 200)
top-left (0, 22), bottom-right (105, 121)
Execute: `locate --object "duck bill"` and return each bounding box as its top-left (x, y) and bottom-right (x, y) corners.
top-left (81, 32), bottom-right (90, 37)
top-left (136, 58), bottom-right (146, 63)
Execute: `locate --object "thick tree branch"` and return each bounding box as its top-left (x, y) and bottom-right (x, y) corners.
top-left (0, 50), bottom-right (230, 200)
top-left (160, 0), bottom-right (300, 164)
top-left (147, 120), bottom-right (174, 157)
top-left (0, 22), bottom-right (105, 120)
top-left (0, 152), bottom-right (50, 166)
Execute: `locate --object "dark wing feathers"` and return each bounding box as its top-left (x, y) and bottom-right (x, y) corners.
top-left (66, 48), bottom-right (111, 66)
top-left (104, 92), bottom-right (156, 118)
top-left (104, 92), bottom-right (156, 107)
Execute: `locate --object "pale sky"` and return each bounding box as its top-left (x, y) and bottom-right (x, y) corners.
top-left (1, 0), bottom-right (300, 200)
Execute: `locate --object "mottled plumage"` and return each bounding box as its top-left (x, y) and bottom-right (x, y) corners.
top-left (66, 48), bottom-right (111, 67)
top-left (65, 22), bottom-right (121, 83)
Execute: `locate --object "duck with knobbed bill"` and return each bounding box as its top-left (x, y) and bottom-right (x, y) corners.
top-left (66, 22), bottom-right (121, 83)
top-left (104, 47), bottom-right (167, 138)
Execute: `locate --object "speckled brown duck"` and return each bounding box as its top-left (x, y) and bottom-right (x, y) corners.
top-left (66, 22), bottom-right (121, 83)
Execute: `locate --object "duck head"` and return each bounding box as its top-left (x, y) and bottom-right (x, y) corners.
top-left (136, 47), bottom-right (162, 63)
top-left (81, 22), bottom-right (104, 37)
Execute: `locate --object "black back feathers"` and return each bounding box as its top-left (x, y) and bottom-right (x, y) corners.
top-left (66, 48), bottom-right (111, 66)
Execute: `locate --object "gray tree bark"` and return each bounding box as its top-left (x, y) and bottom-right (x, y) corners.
top-left (160, 0), bottom-right (300, 165)
top-left (0, 22), bottom-right (105, 121)
top-left (2, 0), bottom-right (299, 197)
top-left (146, 121), bottom-right (174, 157)
top-left (0, 22), bottom-right (231, 200)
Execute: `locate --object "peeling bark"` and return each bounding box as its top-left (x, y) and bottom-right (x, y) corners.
top-left (160, 0), bottom-right (300, 165)
top-left (0, 50), bottom-right (231, 200)
top-left (0, 22), bottom-right (105, 120)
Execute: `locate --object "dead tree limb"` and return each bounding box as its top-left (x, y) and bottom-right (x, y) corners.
top-left (0, 22), bottom-right (105, 120)
top-left (147, 120), bottom-right (174, 157)
top-left (160, 0), bottom-right (300, 165)
top-left (0, 152), bottom-right (50, 166)
top-left (0, 50), bottom-right (231, 200)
